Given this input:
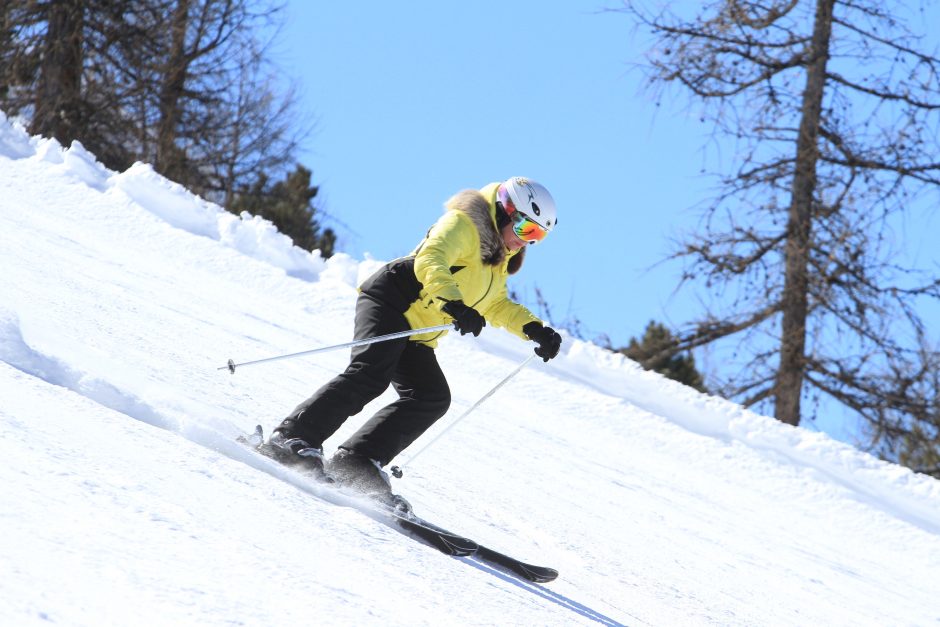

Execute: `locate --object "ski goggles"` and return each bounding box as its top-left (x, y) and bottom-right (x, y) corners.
top-left (499, 186), bottom-right (549, 244)
top-left (511, 210), bottom-right (549, 244)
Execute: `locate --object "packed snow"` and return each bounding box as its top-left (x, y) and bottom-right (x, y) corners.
top-left (1, 111), bottom-right (939, 626)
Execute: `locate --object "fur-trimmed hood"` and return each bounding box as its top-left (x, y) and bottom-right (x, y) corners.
top-left (444, 189), bottom-right (525, 274)
top-left (396, 184), bottom-right (542, 346)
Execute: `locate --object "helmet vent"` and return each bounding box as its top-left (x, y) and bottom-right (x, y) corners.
top-left (531, 203), bottom-right (541, 216)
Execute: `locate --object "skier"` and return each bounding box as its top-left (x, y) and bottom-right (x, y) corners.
top-left (262, 177), bottom-right (562, 505)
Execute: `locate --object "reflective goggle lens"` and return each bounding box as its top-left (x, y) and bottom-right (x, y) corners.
top-left (512, 211), bottom-right (548, 244)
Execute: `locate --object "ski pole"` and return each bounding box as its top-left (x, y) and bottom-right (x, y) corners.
top-left (219, 323), bottom-right (453, 374)
top-left (392, 353), bottom-right (537, 476)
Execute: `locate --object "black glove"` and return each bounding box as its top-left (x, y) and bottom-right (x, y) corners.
top-left (442, 300), bottom-right (486, 337)
top-left (523, 322), bottom-right (562, 362)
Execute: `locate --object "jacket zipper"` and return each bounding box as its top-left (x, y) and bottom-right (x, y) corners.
top-left (416, 269), bottom-right (495, 345)
top-left (470, 270), bottom-right (495, 309)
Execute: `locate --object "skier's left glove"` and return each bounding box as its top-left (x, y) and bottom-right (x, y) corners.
top-left (523, 322), bottom-right (562, 362)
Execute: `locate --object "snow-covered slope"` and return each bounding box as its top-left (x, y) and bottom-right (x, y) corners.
top-left (1, 112), bottom-right (938, 626)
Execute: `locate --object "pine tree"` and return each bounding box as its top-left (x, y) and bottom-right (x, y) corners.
top-left (897, 424), bottom-right (940, 479)
top-left (620, 321), bottom-right (707, 393)
top-left (229, 164), bottom-right (335, 258)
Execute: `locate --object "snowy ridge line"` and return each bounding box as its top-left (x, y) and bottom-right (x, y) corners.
top-left (474, 324), bottom-right (940, 531)
top-left (0, 111), bottom-right (337, 282)
top-left (554, 340), bottom-right (940, 533)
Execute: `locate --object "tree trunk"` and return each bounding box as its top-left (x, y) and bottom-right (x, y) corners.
top-left (156, 0), bottom-right (191, 180)
top-left (774, 0), bottom-right (835, 426)
top-left (0, 4), bottom-right (13, 101)
top-left (31, 0), bottom-right (84, 144)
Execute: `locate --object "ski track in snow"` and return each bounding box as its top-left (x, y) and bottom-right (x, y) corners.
top-left (2, 111), bottom-right (940, 626)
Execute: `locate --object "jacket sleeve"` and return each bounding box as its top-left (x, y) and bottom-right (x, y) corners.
top-left (480, 282), bottom-right (543, 341)
top-left (413, 211), bottom-right (477, 307)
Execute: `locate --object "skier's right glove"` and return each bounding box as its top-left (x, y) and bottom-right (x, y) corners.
top-left (523, 322), bottom-right (562, 362)
top-left (442, 300), bottom-right (486, 337)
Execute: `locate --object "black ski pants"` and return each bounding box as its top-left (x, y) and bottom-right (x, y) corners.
top-left (283, 294), bottom-right (451, 466)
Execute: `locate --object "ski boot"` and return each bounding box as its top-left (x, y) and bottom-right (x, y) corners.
top-left (327, 448), bottom-right (412, 515)
top-left (257, 429), bottom-right (329, 482)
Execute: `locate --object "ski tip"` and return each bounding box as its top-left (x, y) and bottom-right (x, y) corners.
top-left (513, 564), bottom-right (558, 584)
top-left (530, 568), bottom-right (559, 584)
top-left (474, 546), bottom-right (559, 583)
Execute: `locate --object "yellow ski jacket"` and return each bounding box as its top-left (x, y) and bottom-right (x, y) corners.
top-left (359, 182), bottom-right (543, 348)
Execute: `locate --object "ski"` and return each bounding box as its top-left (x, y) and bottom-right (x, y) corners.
top-left (474, 545), bottom-right (559, 583)
top-left (402, 515), bottom-right (559, 583)
top-left (237, 426), bottom-right (558, 582)
top-left (387, 512), bottom-right (478, 557)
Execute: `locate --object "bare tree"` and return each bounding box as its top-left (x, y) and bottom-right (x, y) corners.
top-left (1, 1), bottom-right (173, 166)
top-left (0, 1), bottom-right (49, 130)
top-left (1, 0), bottom-right (303, 197)
top-left (139, 0), bottom-right (304, 203)
top-left (155, 0), bottom-right (194, 181)
top-left (0, 4), bottom-right (37, 115)
top-left (619, 0), bottom-right (940, 471)
top-left (1, 0), bottom-right (333, 257)
top-left (216, 45), bottom-right (305, 208)
top-left (31, 0), bottom-right (85, 143)
top-left (2, 0), bottom-right (143, 159)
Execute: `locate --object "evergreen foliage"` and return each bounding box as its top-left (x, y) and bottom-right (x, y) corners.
top-left (619, 321), bottom-right (707, 393)
top-left (230, 165), bottom-right (335, 257)
top-left (897, 424), bottom-right (940, 479)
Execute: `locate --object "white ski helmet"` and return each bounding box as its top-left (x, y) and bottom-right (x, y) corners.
top-left (498, 177), bottom-right (557, 233)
